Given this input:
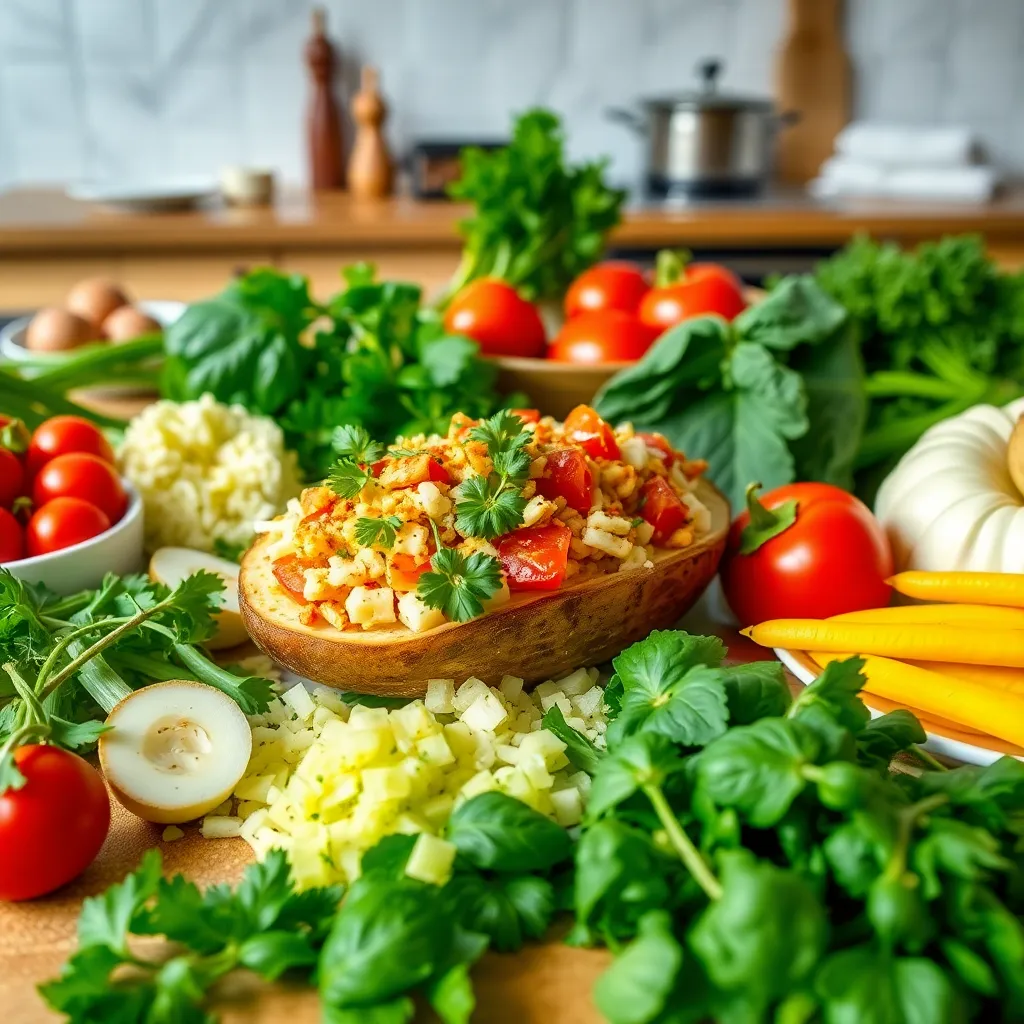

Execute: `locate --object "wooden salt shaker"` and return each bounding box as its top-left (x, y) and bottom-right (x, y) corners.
top-left (305, 7), bottom-right (345, 190)
top-left (348, 66), bottom-right (394, 200)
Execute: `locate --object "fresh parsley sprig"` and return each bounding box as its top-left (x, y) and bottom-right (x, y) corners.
top-left (354, 515), bottom-right (402, 550)
top-left (327, 426), bottom-right (387, 499)
top-left (454, 411), bottom-right (532, 540)
top-left (417, 548), bottom-right (503, 623)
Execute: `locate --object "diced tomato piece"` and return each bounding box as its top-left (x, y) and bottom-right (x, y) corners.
top-left (389, 553), bottom-right (432, 592)
top-left (497, 524), bottom-right (572, 592)
top-left (563, 405), bottom-right (620, 460)
top-left (272, 555), bottom-right (323, 603)
top-left (379, 454), bottom-right (451, 489)
top-left (371, 459), bottom-right (387, 478)
top-left (636, 432), bottom-right (676, 467)
top-left (426, 459), bottom-right (450, 484)
top-left (510, 408), bottom-right (540, 424)
top-left (536, 448), bottom-right (593, 514)
top-left (640, 477), bottom-right (688, 544)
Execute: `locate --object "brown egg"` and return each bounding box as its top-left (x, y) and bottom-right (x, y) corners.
top-left (66, 278), bottom-right (130, 329)
top-left (24, 308), bottom-right (97, 352)
top-left (102, 305), bottom-right (163, 343)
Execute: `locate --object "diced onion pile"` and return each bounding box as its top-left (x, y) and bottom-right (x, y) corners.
top-left (202, 669), bottom-right (609, 890)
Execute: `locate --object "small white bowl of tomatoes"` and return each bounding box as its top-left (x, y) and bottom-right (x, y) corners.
top-left (0, 415), bottom-right (144, 593)
top-left (443, 253), bottom-right (756, 419)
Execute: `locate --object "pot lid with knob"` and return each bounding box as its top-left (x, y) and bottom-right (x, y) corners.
top-left (640, 59), bottom-right (775, 115)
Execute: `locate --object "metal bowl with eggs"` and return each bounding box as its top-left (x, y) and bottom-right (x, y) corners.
top-left (0, 278), bottom-right (184, 398)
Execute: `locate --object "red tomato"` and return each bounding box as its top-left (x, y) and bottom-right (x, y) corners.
top-left (377, 454), bottom-right (450, 489)
top-left (0, 449), bottom-right (25, 509)
top-left (549, 310), bottom-right (656, 365)
top-left (0, 507), bottom-right (24, 563)
top-left (26, 416), bottom-right (115, 478)
top-left (636, 432), bottom-right (676, 468)
top-left (443, 279), bottom-right (547, 358)
top-left (271, 555), bottom-right (325, 603)
top-left (720, 482), bottom-right (894, 627)
top-left (32, 453), bottom-right (127, 523)
top-left (686, 262), bottom-right (744, 291)
top-left (563, 405), bottom-right (620, 460)
top-left (510, 408), bottom-right (541, 425)
top-left (565, 262), bottom-right (649, 319)
top-left (0, 744), bottom-right (110, 901)
top-left (536, 448), bottom-right (593, 514)
top-left (497, 524), bottom-right (572, 592)
top-left (640, 477), bottom-right (688, 544)
top-left (26, 498), bottom-right (111, 557)
top-left (389, 553), bottom-right (432, 592)
top-left (639, 275), bottom-right (747, 333)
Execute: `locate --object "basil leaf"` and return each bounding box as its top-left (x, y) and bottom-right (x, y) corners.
top-left (587, 733), bottom-right (680, 820)
top-left (543, 705), bottom-right (604, 775)
top-left (720, 660), bottom-right (792, 725)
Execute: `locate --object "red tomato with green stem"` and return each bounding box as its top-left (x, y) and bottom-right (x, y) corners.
top-left (638, 250), bottom-right (746, 334)
top-left (0, 449), bottom-right (25, 510)
top-left (536, 448), bottom-right (593, 514)
top-left (549, 309), bottom-right (656, 365)
top-left (720, 482), bottom-right (894, 627)
top-left (443, 279), bottom-right (547, 358)
top-left (0, 507), bottom-right (24, 563)
top-left (32, 453), bottom-right (127, 523)
top-left (564, 262), bottom-right (649, 319)
top-left (497, 523), bottom-right (572, 591)
top-left (26, 416), bottom-right (115, 477)
top-left (26, 497), bottom-right (111, 557)
top-left (563, 405), bottom-right (620, 460)
top-left (0, 744), bottom-right (110, 900)
top-left (640, 476), bottom-right (689, 544)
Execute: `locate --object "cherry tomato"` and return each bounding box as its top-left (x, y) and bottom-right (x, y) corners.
top-left (563, 405), bottom-right (620, 461)
top-left (639, 274), bottom-right (747, 333)
top-left (640, 477), bottom-right (688, 544)
top-left (32, 453), bottom-right (127, 523)
top-left (389, 553), bottom-right (432, 592)
top-left (565, 262), bottom-right (649, 319)
top-left (685, 262), bottom-right (744, 291)
top-left (497, 523), bottom-right (572, 592)
top-left (536, 448), bottom-right (593, 514)
top-left (26, 497), bottom-right (111, 557)
top-left (0, 449), bottom-right (25, 509)
top-left (272, 554), bottom-right (325, 603)
top-left (0, 507), bottom-right (24, 563)
top-left (510, 408), bottom-right (541, 425)
top-left (636, 432), bottom-right (676, 468)
top-left (443, 279), bottom-right (547, 358)
top-left (549, 310), bottom-right (656, 365)
top-left (720, 482), bottom-right (894, 627)
top-left (26, 416), bottom-right (115, 478)
top-left (0, 744), bottom-right (110, 901)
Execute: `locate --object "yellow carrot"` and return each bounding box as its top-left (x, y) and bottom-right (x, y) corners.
top-left (888, 571), bottom-right (1024, 609)
top-left (808, 653), bottom-right (987, 736)
top-left (832, 604), bottom-right (1024, 629)
top-left (743, 619), bottom-right (1024, 667)
top-left (814, 652), bottom-right (1024, 749)
top-left (911, 661), bottom-right (1024, 696)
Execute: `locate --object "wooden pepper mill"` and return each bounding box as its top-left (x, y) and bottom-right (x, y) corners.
top-left (348, 66), bottom-right (394, 200)
top-left (305, 6), bottom-right (345, 190)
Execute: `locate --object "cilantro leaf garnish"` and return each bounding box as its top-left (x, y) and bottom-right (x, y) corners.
top-left (454, 475), bottom-right (528, 540)
top-left (328, 459), bottom-right (374, 499)
top-left (333, 425), bottom-right (386, 465)
top-left (454, 411), bottom-right (531, 540)
top-left (416, 548), bottom-right (503, 623)
top-left (355, 515), bottom-right (403, 550)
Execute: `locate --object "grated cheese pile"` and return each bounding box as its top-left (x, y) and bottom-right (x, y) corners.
top-left (118, 393), bottom-right (302, 554)
top-left (202, 668), bottom-right (609, 890)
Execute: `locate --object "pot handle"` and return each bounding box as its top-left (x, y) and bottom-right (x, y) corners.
top-left (605, 107), bottom-right (646, 135)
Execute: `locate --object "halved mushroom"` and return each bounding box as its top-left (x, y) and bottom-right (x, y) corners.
top-left (99, 680), bottom-right (252, 824)
top-left (149, 547), bottom-right (248, 649)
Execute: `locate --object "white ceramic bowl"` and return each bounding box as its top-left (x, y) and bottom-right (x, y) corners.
top-left (4, 484), bottom-right (145, 595)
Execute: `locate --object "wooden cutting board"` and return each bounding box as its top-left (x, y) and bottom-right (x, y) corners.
top-left (0, 622), bottom-right (769, 1023)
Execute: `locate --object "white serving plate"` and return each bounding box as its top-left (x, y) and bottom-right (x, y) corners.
top-left (66, 178), bottom-right (218, 213)
top-left (776, 647), bottom-right (1023, 767)
top-left (5, 485), bottom-right (145, 595)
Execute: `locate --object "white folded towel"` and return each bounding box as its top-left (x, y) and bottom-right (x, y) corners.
top-left (810, 158), bottom-right (999, 203)
top-left (834, 123), bottom-right (976, 168)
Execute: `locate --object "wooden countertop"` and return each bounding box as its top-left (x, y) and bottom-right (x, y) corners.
top-left (3, 186), bottom-right (1024, 255)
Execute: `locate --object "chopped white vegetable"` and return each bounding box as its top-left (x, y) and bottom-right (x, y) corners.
top-left (201, 816), bottom-right (243, 839)
top-left (162, 825), bottom-right (185, 842)
top-left (424, 678), bottom-right (456, 714)
top-left (281, 682), bottom-right (316, 722)
top-left (404, 833), bottom-right (458, 886)
top-left (460, 691), bottom-right (508, 732)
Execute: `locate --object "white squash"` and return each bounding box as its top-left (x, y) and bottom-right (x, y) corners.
top-left (875, 398), bottom-right (1024, 573)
